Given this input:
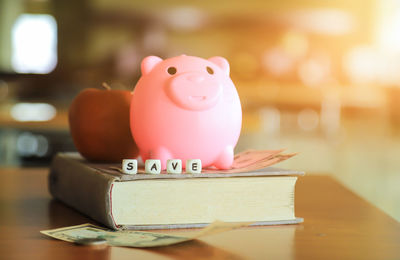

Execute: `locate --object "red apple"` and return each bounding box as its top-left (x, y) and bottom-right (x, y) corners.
top-left (68, 84), bottom-right (139, 162)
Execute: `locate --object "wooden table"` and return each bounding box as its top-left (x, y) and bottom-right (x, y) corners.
top-left (1, 168), bottom-right (400, 259)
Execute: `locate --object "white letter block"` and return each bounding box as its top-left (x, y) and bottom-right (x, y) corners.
top-left (145, 159), bottom-right (161, 174)
top-left (166, 159), bottom-right (182, 174)
top-left (186, 159), bottom-right (202, 174)
top-left (122, 159), bottom-right (137, 174)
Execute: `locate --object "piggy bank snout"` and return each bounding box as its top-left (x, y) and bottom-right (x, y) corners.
top-left (186, 74), bottom-right (205, 83)
top-left (167, 72), bottom-right (222, 111)
top-left (172, 72), bottom-right (206, 84)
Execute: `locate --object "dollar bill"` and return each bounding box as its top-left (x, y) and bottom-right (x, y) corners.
top-left (40, 221), bottom-right (250, 248)
top-left (231, 149), bottom-right (284, 169)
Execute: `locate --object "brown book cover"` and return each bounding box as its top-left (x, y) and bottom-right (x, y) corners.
top-left (49, 152), bottom-right (304, 230)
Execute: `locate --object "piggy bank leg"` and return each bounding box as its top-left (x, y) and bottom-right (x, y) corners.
top-left (213, 146), bottom-right (234, 170)
top-left (149, 147), bottom-right (172, 171)
top-left (140, 151), bottom-right (149, 162)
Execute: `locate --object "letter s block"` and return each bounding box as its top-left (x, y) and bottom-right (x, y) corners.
top-left (122, 159), bottom-right (138, 174)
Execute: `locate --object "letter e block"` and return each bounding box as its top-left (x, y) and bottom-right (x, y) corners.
top-left (122, 159), bottom-right (137, 174)
top-left (167, 159), bottom-right (182, 174)
top-left (186, 159), bottom-right (202, 174)
top-left (145, 159), bottom-right (161, 174)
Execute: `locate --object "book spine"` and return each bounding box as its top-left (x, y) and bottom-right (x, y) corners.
top-left (48, 154), bottom-right (118, 229)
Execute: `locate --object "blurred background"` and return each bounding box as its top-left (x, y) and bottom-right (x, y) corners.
top-left (1, 0), bottom-right (400, 220)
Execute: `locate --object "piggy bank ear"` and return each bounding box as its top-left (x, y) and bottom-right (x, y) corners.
top-left (208, 56), bottom-right (230, 76)
top-left (141, 56), bottom-right (163, 75)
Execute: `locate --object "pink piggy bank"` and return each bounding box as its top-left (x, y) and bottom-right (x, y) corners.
top-left (130, 55), bottom-right (242, 170)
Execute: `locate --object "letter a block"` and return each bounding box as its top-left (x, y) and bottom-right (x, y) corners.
top-left (166, 159), bottom-right (182, 174)
top-left (145, 159), bottom-right (161, 174)
top-left (122, 159), bottom-right (137, 174)
top-left (186, 159), bottom-right (202, 174)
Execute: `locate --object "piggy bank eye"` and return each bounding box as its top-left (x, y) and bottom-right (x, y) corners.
top-left (206, 66), bottom-right (214, 75)
top-left (167, 67), bottom-right (177, 75)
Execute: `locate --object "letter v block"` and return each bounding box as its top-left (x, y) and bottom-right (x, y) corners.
top-left (122, 159), bottom-right (138, 174)
top-left (145, 159), bottom-right (161, 174)
top-left (166, 159), bottom-right (182, 174)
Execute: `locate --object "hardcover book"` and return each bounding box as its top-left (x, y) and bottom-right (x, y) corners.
top-left (48, 152), bottom-right (304, 230)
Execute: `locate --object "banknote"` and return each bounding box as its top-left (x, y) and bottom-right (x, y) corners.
top-left (202, 152), bottom-right (296, 174)
top-left (231, 149), bottom-right (284, 169)
top-left (40, 221), bottom-right (250, 248)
